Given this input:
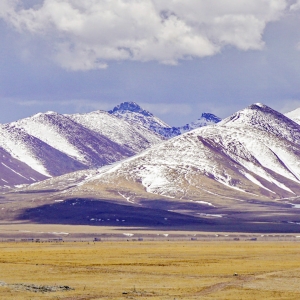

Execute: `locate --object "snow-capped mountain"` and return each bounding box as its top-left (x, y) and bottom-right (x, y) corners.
top-left (108, 102), bottom-right (173, 137)
top-left (220, 103), bottom-right (300, 143)
top-left (0, 101), bottom-right (220, 188)
top-left (178, 113), bottom-right (221, 134)
top-left (109, 102), bottom-right (221, 138)
top-left (0, 108), bottom-right (166, 187)
top-left (285, 107), bottom-right (300, 125)
top-left (6, 103), bottom-right (300, 232)
top-left (38, 103), bottom-right (300, 205)
top-left (68, 110), bottom-right (163, 153)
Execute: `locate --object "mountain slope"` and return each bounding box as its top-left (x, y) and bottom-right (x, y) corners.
top-left (12, 111), bottom-right (133, 167)
top-left (0, 147), bottom-right (47, 186)
top-left (68, 110), bottom-right (164, 153)
top-left (0, 124), bottom-right (86, 179)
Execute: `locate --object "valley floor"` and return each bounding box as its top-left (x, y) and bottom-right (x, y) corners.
top-left (0, 223), bottom-right (299, 241)
top-left (1, 241), bottom-right (300, 299)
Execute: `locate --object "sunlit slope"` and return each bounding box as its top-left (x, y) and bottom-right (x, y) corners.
top-left (0, 123), bottom-right (85, 180)
top-left (0, 108), bottom-right (165, 187)
top-left (12, 111), bottom-right (134, 167)
top-left (68, 110), bottom-right (164, 153)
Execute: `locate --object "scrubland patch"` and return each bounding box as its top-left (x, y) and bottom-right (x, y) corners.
top-left (1, 241), bottom-right (300, 299)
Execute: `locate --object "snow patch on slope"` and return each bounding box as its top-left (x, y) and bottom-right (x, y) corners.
top-left (0, 125), bottom-right (51, 176)
top-left (68, 110), bottom-right (164, 153)
top-left (12, 112), bottom-right (87, 163)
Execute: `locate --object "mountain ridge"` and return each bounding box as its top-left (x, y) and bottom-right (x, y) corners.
top-left (109, 101), bottom-right (221, 138)
top-left (0, 102), bottom-right (219, 187)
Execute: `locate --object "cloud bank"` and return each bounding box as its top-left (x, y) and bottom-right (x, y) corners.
top-left (0, 0), bottom-right (290, 70)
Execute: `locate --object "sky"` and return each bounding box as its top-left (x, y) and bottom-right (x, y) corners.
top-left (1, 0), bottom-right (300, 126)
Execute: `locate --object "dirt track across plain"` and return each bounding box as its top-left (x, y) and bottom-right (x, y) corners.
top-left (1, 241), bottom-right (300, 299)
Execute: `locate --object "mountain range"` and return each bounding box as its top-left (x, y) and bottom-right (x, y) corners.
top-left (2, 102), bottom-right (300, 231)
top-left (26, 103), bottom-right (300, 202)
top-left (0, 102), bottom-right (220, 187)
top-left (109, 102), bottom-right (221, 138)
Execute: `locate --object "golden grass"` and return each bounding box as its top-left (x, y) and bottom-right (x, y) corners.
top-left (1, 241), bottom-right (300, 299)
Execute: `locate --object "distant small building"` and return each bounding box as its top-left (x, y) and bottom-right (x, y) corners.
top-left (47, 238), bottom-right (63, 242)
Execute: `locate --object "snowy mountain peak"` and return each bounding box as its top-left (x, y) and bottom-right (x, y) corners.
top-left (248, 103), bottom-right (274, 112)
top-left (179, 113), bottom-right (221, 134)
top-left (44, 111), bottom-right (57, 115)
top-left (220, 103), bottom-right (282, 126)
top-left (109, 102), bottom-right (153, 117)
top-left (33, 111), bottom-right (58, 117)
top-left (252, 102), bottom-right (265, 108)
top-left (108, 102), bottom-right (171, 139)
top-left (219, 103), bottom-right (300, 146)
top-left (285, 107), bottom-right (300, 125)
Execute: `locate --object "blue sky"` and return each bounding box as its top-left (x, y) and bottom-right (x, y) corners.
top-left (1, 0), bottom-right (300, 126)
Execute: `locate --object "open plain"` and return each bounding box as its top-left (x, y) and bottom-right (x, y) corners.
top-left (1, 241), bottom-right (300, 299)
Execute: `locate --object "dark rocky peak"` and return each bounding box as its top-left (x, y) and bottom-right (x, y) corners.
top-left (200, 113), bottom-right (221, 123)
top-left (109, 102), bottom-right (153, 117)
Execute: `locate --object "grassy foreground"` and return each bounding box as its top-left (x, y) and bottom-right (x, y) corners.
top-left (1, 241), bottom-right (300, 299)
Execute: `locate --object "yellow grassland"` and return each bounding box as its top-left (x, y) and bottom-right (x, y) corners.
top-left (1, 241), bottom-right (300, 299)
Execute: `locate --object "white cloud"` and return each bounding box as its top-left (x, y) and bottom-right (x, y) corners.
top-left (290, 0), bottom-right (300, 11)
top-left (0, 0), bottom-right (288, 70)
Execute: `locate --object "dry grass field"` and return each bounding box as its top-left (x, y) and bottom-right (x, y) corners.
top-left (1, 241), bottom-right (300, 299)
